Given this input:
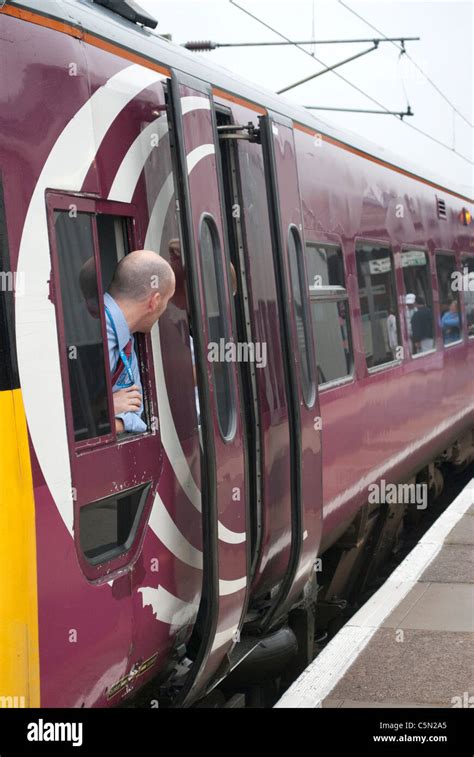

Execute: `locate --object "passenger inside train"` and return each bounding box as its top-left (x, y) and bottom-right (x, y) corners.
top-left (440, 299), bottom-right (461, 344)
top-left (401, 249), bottom-right (435, 355)
top-left (436, 253), bottom-right (463, 346)
top-left (411, 295), bottom-right (434, 352)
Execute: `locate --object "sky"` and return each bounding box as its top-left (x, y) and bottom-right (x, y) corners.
top-left (138, 0), bottom-right (473, 195)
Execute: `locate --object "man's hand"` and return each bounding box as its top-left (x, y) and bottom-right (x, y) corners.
top-left (113, 385), bottom-right (142, 415)
top-left (115, 418), bottom-right (125, 434)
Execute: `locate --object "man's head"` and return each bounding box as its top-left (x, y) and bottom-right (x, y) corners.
top-left (449, 298), bottom-right (458, 314)
top-left (405, 293), bottom-right (416, 310)
top-left (109, 250), bottom-right (175, 332)
top-left (416, 295), bottom-right (426, 307)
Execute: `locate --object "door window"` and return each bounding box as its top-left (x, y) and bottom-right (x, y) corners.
top-left (200, 214), bottom-right (236, 440)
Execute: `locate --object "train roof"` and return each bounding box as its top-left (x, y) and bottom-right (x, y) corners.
top-left (7, 0), bottom-right (474, 203)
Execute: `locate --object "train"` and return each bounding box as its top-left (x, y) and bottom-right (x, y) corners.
top-left (0, 0), bottom-right (473, 708)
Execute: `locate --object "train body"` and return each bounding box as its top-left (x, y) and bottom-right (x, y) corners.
top-left (0, 0), bottom-right (473, 707)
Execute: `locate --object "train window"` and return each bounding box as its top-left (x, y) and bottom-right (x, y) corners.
top-left (288, 226), bottom-right (315, 406)
top-left (462, 257), bottom-right (474, 338)
top-left (401, 249), bottom-right (435, 356)
top-left (200, 215), bottom-right (236, 440)
top-left (52, 203), bottom-right (151, 448)
top-left (436, 253), bottom-right (462, 346)
top-left (54, 211), bottom-right (112, 443)
top-left (356, 243), bottom-right (400, 369)
top-left (80, 483), bottom-right (151, 564)
top-left (305, 242), bottom-right (353, 386)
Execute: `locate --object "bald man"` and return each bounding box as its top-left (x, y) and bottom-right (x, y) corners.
top-left (105, 250), bottom-right (175, 433)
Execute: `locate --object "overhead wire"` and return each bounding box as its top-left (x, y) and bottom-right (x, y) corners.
top-left (338, 0), bottom-right (473, 128)
top-left (228, 0), bottom-right (473, 165)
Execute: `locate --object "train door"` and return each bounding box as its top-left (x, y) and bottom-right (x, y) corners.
top-left (167, 71), bottom-right (249, 705)
top-left (216, 111), bottom-right (297, 621)
top-left (258, 112), bottom-right (323, 629)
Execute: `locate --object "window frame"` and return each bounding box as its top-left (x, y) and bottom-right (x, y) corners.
top-left (355, 239), bottom-right (402, 374)
top-left (305, 240), bottom-right (355, 391)
top-left (435, 250), bottom-right (464, 349)
top-left (400, 245), bottom-right (437, 360)
top-left (199, 212), bottom-right (237, 443)
top-left (287, 224), bottom-right (316, 408)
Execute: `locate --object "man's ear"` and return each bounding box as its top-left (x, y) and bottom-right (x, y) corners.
top-left (150, 290), bottom-right (161, 312)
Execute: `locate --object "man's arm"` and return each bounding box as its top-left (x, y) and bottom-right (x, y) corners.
top-left (116, 409), bottom-right (147, 433)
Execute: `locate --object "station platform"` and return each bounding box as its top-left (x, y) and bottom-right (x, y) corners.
top-left (275, 479), bottom-right (474, 708)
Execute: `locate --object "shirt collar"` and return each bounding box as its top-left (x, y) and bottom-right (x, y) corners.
top-left (104, 292), bottom-right (131, 351)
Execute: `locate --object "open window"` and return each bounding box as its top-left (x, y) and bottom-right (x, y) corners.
top-left (356, 242), bottom-right (400, 369)
top-left (47, 193), bottom-right (161, 581)
top-left (50, 197), bottom-right (154, 448)
top-left (305, 241), bottom-right (353, 386)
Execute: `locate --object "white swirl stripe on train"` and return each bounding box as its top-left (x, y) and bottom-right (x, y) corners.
top-left (148, 493), bottom-right (203, 570)
top-left (181, 96), bottom-right (211, 115)
top-left (186, 143), bottom-right (215, 173)
top-left (108, 116), bottom-right (169, 202)
top-left (218, 576), bottom-right (247, 596)
top-left (138, 585), bottom-right (199, 627)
